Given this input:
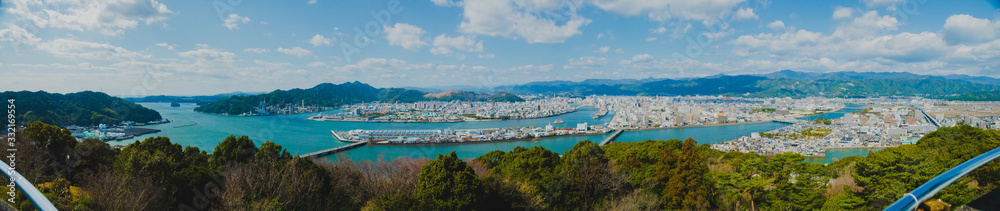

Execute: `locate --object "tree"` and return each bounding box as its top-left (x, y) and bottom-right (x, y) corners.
top-left (71, 137), bottom-right (118, 183)
top-left (254, 140), bottom-right (292, 162)
top-left (414, 152), bottom-right (482, 210)
top-left (559, 141), bottom-right (616, 209)
top-left (659, 138), bottom-right (713, 210)
top-left (210, 135), bottom-right (258, 167)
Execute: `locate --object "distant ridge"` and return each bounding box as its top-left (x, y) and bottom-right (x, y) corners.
top-left (194, 82), bottom-right (524, 115)
top-left (489, 70), bottom-right (1000, 100)
top-left (761, 70), bottom-right (1000, 85)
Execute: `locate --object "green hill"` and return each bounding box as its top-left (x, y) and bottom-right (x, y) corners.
top-left (0, 91), bottom-right (162, 126)
top-left (194, 82), bottom-right (524, 115)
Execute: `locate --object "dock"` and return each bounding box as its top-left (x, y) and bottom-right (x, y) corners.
top-left (599, 130), bottom-right (623, 146)
top-left (300, 142), bottom-right (368, 158)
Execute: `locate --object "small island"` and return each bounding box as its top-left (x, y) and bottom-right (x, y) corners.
top-left (170, 102), bottom-right (180, 107)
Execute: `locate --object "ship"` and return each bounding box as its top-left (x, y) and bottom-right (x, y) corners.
top-left (554, 119), bottom-right (564, 124)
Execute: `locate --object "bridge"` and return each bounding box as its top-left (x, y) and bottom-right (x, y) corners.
top-left (300, 142), bottom-right (367, 158)
top-left (773, 119), bottom-right (808, 124)
top-left (599, 130), bottom-right (623, 146)
top-left (919, 108), bottom-right (940, 128)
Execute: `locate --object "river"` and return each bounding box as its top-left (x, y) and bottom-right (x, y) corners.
top-left (112, 103), bottom-right (876, 163)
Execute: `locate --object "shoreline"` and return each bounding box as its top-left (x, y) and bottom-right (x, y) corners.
top-left (620, 120), bottom-right (779, 132)
top-left (359, 131), bottom-right (611, 147)
top-left (307, 108), bottom-right (585, 123)
top-left (825, 146), bottom-right (895, 149)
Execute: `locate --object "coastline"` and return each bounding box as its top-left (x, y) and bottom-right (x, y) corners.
top-left (825, 146), bottom-right (895, 149)
top-left (362, 131), bottom-right (610, 147)
top-left (307, 108), bottom-right (585, 123)
top-left (619, 120), bottom-right (780, 132)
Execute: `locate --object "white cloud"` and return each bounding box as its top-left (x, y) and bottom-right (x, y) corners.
top-left (384, 23), bottom-right (428, 50)
top-left (590, 0), bottom-right (745, 24)
top-left (308, 0), bottom-right (317, 4)
top-left (615, 49), bottom-right (625, 54)
top-left (734, 8), bottom-right (758, 20)
top-left (333, 58), bottom-right (433, 74)
top-left (564, 56), bottom-right (608, 69)
top-left (861, 0), bottom-right (903, 8)
top-left (478, 54), bottom-right (496, 58)
top-left (652, 27), bottom-right (667, 34)
top-left (457, 0), bottom-right (591, 43)
top-left (154, 42), bottom-right (175, 50)
top-left (430, 34), bottom-right (483, 55)
top-left (833, 6), bottom-right (853, 20)
top-left (631, 54), bottom-right (654, 63)
top-left (767, 20), bottom-right (785, 30)
top-left (244, 48), bottom-right (268, 53)
top-left (177, 48), bottom-right (237, 61)
top-left (309, 34), bottom-right (332, 46)
top-left (0, 25), bottom-right (41, 45)
top-left (593, 46), bottom-right (610, 53)
top-left (511, 64), bottom-right (554, 73)
top-left (431, 0), bottom-right (460, 6)
top-left (732, 11), bottom-right (958, 63)
top-left (277, 47), bottom-right (313, 57)
top-left (6, 0), bottom-right (173, 36)
top-left (645, 37), bottom-right (658, 42)
top-left (830, 10), bottom-right (898, 39)
top-left (307, 61), bottom-right (330, 69)
top-left (37, 39), bottom-right (148, 60)
top-left (223, 13), bottom-right (251, 30)
top-left (941, 14), bottom-right (998, 45)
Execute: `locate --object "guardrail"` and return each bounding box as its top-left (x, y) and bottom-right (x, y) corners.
top-left (0, 161), bottom-right (58, 210)
top-left (885, 146), bottom-right (1000, 211)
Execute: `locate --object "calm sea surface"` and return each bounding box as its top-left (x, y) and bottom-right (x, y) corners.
top-left (113, 103), bottom-right (871, 163)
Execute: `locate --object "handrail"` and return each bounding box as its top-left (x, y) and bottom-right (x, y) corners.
top-left (885, 146), bottom-right (1000, 211)
top-left (0, 161), bottom-right (58, 210)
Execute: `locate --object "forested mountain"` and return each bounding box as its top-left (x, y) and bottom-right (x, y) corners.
top-left (495, 71), bottom-right (1000, 99)
top-left (0, 91), bottom-right (162, 126)
top-left (5, 121), bottom-right (996, 210)
top-left (124, 91), bottom-right (263, 105)
top-left (194, 81), bottom-right (524, 115)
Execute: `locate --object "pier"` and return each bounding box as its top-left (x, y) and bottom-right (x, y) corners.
top-left (300, 142), bottom-right (368, 158)
top-left (599, 130), bottom-right (623, 146)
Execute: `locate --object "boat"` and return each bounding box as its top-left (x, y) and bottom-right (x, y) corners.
top-left (554, 119), bottom-right (564, 124)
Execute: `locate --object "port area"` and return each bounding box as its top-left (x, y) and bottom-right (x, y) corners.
top-left (67, 119), bottom-right (170, 141)
top-left (331, 123), bottom-right (608, 145)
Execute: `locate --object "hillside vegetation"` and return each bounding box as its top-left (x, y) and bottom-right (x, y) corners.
top-left (5, 122), bottom-right (996, 210)
top-left (194, 82), bottom-right (524, 115)
top-left (0, 91), bottom-right (162, 126)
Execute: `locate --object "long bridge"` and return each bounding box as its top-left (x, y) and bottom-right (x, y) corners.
top-left (599, 130), bottom-right (623, 146)
top-left (300, 142), bottom-right (367, 158)
top-left (773, 119), bottom-right (808, 124)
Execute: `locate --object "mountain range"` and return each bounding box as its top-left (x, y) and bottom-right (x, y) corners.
top-left (493, 70), bottom-right (1000, 99)
top-left (1, 91), bottom-right (162, 126)
top-left (193, 82), bottom-right (524, 115)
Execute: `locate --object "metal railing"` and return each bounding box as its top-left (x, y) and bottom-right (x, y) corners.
top-left (885, 146), bottom-right (1000, 211)
top-left (0, 161), bottom-right (58, 210)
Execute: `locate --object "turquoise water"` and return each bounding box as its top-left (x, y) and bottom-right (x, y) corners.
top-left (115, 103), bottom-right (874, 163)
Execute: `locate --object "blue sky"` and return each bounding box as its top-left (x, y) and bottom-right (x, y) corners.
top-left (1, 0), bottom-right (999, 95)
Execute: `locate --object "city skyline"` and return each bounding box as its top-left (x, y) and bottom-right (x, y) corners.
top-left (2, 0), bottom-right (1000, 95)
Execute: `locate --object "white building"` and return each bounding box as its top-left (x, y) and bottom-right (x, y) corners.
top-left (576, 122), bottom-right (588, 131)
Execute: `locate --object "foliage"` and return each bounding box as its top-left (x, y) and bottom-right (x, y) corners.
top-left (194, 81), bottom-right (524, 114)
top-left (658, 138), bottom-right (713, 209)
top-left (0, 91), bottom-right (162, 126)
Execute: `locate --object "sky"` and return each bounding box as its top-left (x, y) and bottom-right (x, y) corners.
top-left (1, 0), bottom-right (999, 96)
